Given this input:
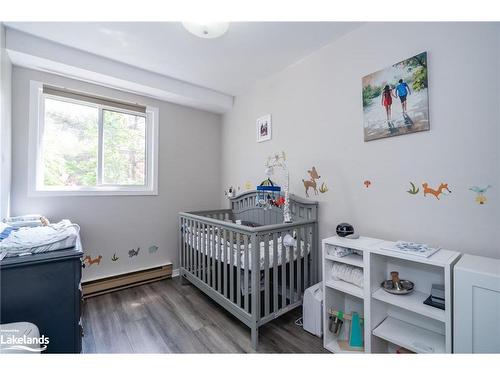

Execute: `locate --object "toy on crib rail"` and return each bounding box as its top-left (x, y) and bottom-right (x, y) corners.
top-left (224, 186), bottom-right (235, 198)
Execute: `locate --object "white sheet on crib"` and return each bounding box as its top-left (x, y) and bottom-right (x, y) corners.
top-left (183, 230), bottom-right (310, 271)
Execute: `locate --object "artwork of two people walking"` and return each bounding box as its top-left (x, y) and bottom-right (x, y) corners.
top-left (362, 52), bottom-right (429, 141)
top-left (381, 78), bottom-right (411, 125)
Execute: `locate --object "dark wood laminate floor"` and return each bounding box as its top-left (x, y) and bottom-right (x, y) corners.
top-left (82, 277), bottom-right (327, 353)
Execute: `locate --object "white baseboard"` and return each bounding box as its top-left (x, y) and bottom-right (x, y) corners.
top-left (172, 268), bottom-right (180, 277)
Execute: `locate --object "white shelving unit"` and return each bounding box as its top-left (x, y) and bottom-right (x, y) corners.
top-left (322, 236), bottom-right (461, 354)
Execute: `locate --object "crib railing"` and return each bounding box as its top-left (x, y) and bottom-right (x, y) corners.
top-left (178, 211), bottom-right (318, 344)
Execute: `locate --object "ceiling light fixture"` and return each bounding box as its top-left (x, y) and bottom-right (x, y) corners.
top-left (182, 22), bottom-right (229, 39)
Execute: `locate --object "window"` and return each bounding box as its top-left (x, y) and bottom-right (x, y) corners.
top-left (29, 81), bottom-right (158, 196)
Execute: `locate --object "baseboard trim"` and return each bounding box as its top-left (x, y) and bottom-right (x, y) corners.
top-left (82, 263), bottom-right (172, 298)
top-left (172, 268), bottom-right (180, 277)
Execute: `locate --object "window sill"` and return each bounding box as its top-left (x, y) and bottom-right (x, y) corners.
top-left (28, 188), bottom-right (158, 197)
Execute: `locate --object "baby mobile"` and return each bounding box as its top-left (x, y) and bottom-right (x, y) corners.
top-left (256, 151), bottom-right (292, 223)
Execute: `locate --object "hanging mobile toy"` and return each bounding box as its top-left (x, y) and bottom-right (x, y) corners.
top-left (261, 151), bottom-right (292, 222)
top-left (256, 178), bottom-right (281, 209)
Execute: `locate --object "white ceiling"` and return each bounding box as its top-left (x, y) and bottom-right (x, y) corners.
top-left (5, 22), bottom-right (361, 95)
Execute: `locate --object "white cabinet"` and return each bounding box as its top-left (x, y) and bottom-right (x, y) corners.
top-left (322, 236), bottom-right (461, 353)
top-left (454, 255), bottom-right (500, 353)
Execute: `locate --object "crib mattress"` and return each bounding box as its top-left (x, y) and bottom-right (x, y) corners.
top-left (183, 231), bottom-right (309, 270)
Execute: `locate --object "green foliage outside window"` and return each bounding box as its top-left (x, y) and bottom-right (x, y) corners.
top-left (42, 97), bottom-right (146, 187)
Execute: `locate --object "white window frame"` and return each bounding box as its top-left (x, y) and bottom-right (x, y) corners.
top-left (28, 81), bottom-right (159, 196)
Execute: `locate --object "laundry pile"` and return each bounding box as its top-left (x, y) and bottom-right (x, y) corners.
top-left (0, 216), bottom-right (80, 260)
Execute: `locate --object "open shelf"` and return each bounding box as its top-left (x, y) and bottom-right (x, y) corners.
top-left (372, 288), bottom-right (445, 322)
top-left (325, 253), bottom-right (364, 268)
top-left (322, 235), bottom-right (459, 353)
top-left (372, 316), bottom-right (445, 354)
top-left (325, 279), bottom-right (364, 299)
top-left (325, 339), bottom-right (364, 354)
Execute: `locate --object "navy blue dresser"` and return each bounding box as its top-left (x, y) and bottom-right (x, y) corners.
top-left (0, 241), bottom-right (83, 353)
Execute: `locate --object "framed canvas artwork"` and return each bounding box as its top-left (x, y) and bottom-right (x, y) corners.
top-left (256, 114), bottom-right (272, 142)
top-left (362, 52), bottom-right (429, 141)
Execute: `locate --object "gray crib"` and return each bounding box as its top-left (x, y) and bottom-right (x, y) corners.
top-left (178, 190), bottom-right (319, 349)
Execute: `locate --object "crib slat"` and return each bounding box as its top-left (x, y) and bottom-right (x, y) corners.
top-left (192, 220), bottom-right (195, 276)
top-left (264, 233), bottom-right (270, 317)
top-left (185, 219), bottom-right (189, 272)
top-left (181, 218), bottom-right (184, 271)
top-left (229, 230), bottom-right (234, 302)
top-left (272, 232), bottom-right (278, 313)
top-left (236, 232), bottom-right (241, 307)
top-left (304, 225), bottom-right (309, 289)
top-left (206, 224), bottom-right (211, 286)
top-left (192, 219), bottom-right (196, 275)
top-left (179, 217), bottom-right (185, 274)
top-left (196, 220), bottom-right (201, 278)
top-left (196, 222), bottom-right (203, 280)
top-left (183, 218), bottom-right (187, 272)
top-left (223, 229), bottom-right (228, 298)
top-left (198, 221), bottom-right (202, 279)
top-left (188, 219), bottom-right (193, 274)
top-left (244, 235), bottom-right (249, 312)
top-left (193, 220), bottom-right (197, 277)
top-left (210, 225), bottom-right (217, 289)
top-left (203, 223), bottom-right (207, 283)
top-left (251, 234), bottom-right (260, 320)
top-left (289, 229), bottom-right (295, 303)
top-left (281, 231), bottom-right (287, 308)
top-left (205, 224), bottom-right (209, 284)
top-left (217, 227), bottom-right (222, 293)
top-left (297, 226), bottom-right (302, 298)
top-left (198, 222), bottom-right (202, 280)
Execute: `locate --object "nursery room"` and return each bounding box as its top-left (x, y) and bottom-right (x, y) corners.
top-left (1, 0), bottom-right (499, 372)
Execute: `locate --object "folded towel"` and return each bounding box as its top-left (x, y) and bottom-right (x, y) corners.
top-left (3, 214), bottom-right (45, 228)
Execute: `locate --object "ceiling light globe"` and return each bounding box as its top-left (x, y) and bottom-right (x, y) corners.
top-left (182, 22), bottom-right (229, 39)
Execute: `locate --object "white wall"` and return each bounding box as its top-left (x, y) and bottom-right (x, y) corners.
top-left (222, 22), bottom-right (500, 259)
top-left (11, 67), bottom-right (222, 281)
top-left (0, 23), bottom-right (12, 219)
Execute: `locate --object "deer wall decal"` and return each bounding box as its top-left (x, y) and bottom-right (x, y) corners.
top-left (302, 167), bottom-right (321, 197)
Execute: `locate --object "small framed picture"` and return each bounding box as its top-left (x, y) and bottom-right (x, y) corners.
top-left (256, 114), bottom-right (272, 143)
